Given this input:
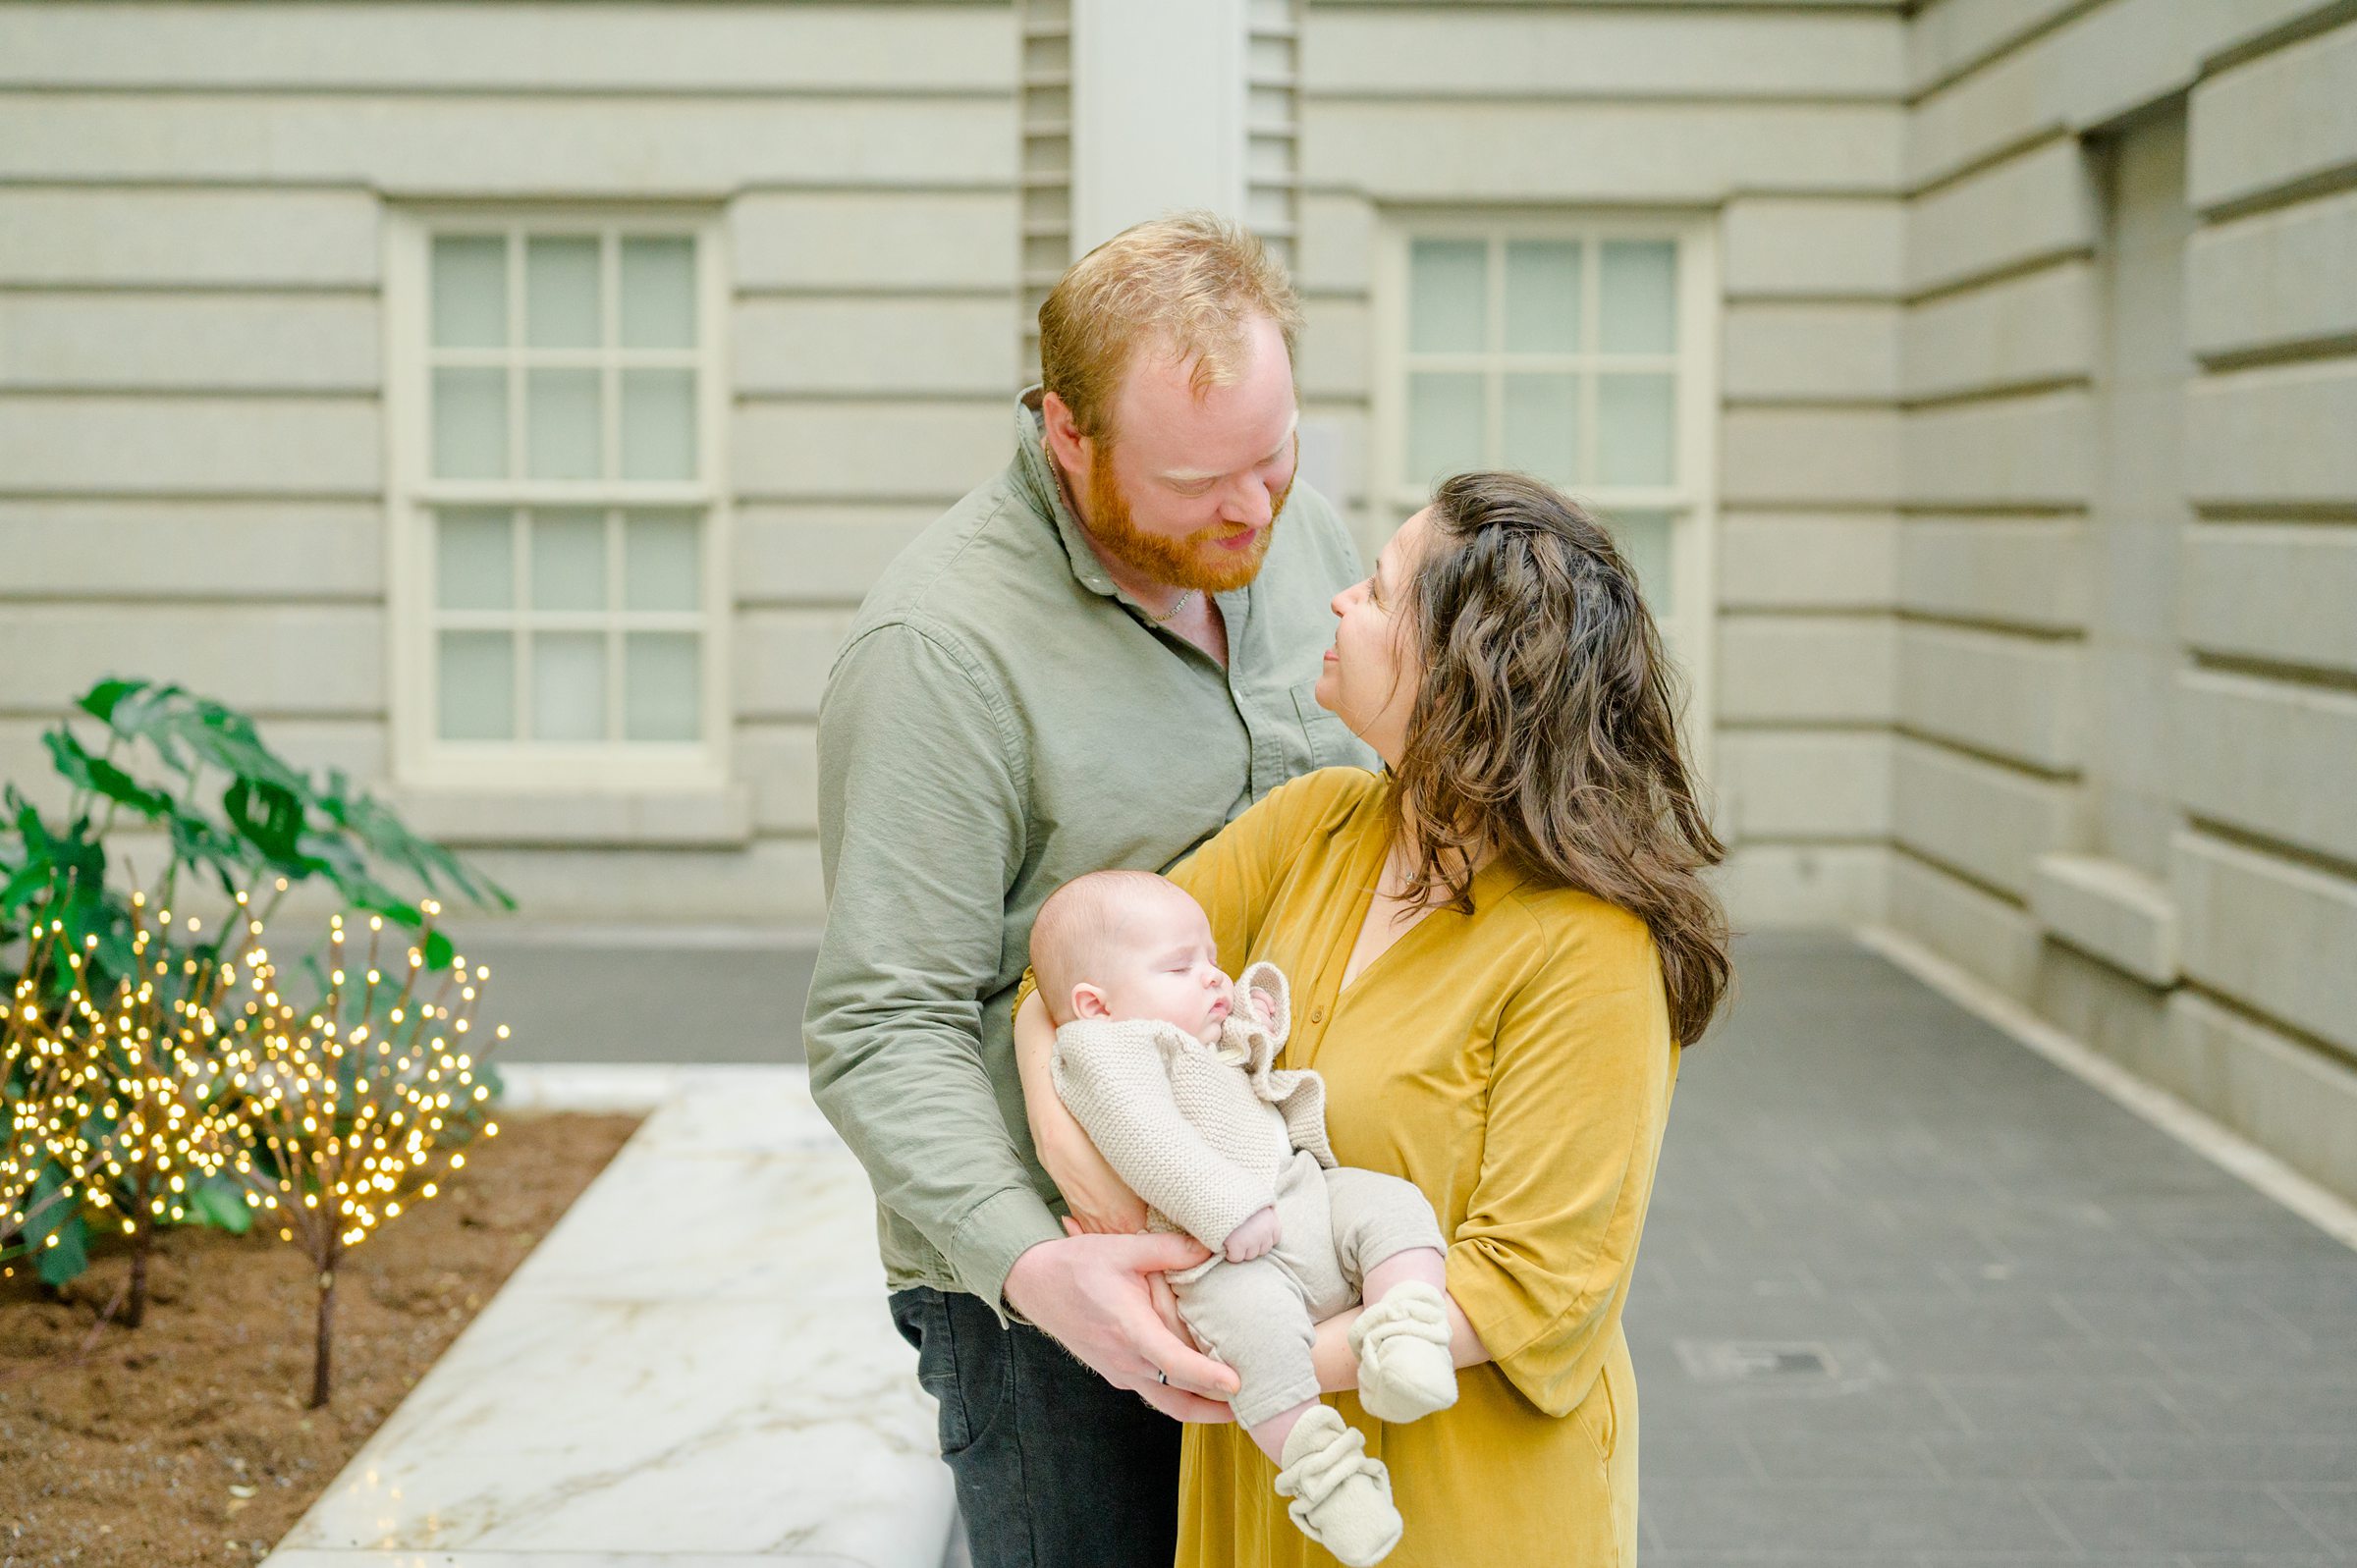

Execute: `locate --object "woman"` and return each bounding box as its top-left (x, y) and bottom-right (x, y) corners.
top-left (1015, 470), bottom-right (1731, 1565)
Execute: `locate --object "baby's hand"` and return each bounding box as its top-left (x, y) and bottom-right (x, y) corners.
top-left (1246, 986), bottom-right (1279, 1027)
top-left (1224, 1205), bottom-right (1281, 1263)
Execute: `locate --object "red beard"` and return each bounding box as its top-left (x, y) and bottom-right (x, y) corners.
top-left (1079, 435), bottom-right (1294, 594)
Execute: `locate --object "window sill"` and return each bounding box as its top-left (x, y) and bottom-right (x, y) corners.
top-left (388, 784), bottom-right (752, 850)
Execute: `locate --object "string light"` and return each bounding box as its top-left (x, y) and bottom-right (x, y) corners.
top-left (218, 896), bottom-right (500, 1408)
top-left (0, 895), bottom-right (254, 1318)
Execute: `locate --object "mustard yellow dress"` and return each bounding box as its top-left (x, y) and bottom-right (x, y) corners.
top-left (1163, 767), bottom-right (1679, 1568)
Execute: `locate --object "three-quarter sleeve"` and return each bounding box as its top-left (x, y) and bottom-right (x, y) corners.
top-left (1444, 909), bottom-right (1677, 1418)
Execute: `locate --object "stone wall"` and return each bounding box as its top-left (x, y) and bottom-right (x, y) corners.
top-left (1891, 0), bottom-right (2357, 1199)
top-left (0, 1), bottom-right (1024, 928)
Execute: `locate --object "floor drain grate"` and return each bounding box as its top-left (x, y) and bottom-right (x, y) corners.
top-left (1675, 1340), bottom-right (1841, 1381)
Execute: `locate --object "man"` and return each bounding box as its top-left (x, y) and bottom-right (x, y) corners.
top-left (803, 211), bottom-right (1374, 1566)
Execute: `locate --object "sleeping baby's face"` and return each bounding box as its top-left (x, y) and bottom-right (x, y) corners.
top-left (1069, 881), bottom-right (1234, 1046)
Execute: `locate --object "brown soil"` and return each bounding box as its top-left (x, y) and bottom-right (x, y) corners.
top-left (0, 1109), bottom-right (643, 1568)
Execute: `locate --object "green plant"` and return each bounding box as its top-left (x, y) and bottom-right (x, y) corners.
top-left (2, 678), bottom-right (511, 980)
top-left (0, 677), bottom-right (515, 1291)
top-left (1, 898), bottom-right (255, 1318)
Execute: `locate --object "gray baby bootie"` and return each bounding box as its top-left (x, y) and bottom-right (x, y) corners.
top-left (1349, 1281), bottom-right (1458, 1424)
top-left (1274, 1405), bottom-right (1402, 1567)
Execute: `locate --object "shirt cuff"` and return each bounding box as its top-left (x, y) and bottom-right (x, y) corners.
top-left (947, 1185), bottom-right (1066, 1327)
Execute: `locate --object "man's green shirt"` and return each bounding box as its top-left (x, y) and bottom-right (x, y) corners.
top-left (803, 391), bottom-right (1374, 1316)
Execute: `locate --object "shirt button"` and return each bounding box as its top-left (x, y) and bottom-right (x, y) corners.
top-left (1310, 1005), bottom-right (1325, 1024)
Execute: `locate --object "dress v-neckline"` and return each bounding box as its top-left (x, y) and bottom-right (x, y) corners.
top-left (1330, 814), bottom-right (1519, 1003)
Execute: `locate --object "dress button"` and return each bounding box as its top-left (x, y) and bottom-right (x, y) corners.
top-left (1310, 1005), bottom-right (1325, 1024)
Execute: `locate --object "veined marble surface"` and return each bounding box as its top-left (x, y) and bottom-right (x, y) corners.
top-left (263, 1067), bottom-right (953, 1568)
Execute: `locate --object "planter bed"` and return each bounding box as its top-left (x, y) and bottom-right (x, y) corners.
top-left (1, 1110), bottom-right (642, 1568)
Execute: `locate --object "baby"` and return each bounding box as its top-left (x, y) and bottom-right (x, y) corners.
top-left (1029, 869), bottom-right (1459, 1568)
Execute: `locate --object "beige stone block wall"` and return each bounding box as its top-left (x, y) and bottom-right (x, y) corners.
top-left (2166, 8), bottom-right (2357, 1200)
top-left (0, 0), bottom-right (1026, 932)
top-left (1295, 1), bottom-right (1910, 932)
top-left (1892, 0), bottom-right (2357, 1203)
top-left (1719, 514), bottom-right (1896, 612)
top-left (1897, 516), bottom-right (2086, 631)
top-left (1897, 626), bottom-right (2081, 773)
top-left (1891, 737), bottom-right (2084, 900)
top-left (2180, 525), bottom-right (2357, 673)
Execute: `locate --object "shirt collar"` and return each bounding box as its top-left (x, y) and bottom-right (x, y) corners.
top-left (1013, 387), bottom-right (1122, 601)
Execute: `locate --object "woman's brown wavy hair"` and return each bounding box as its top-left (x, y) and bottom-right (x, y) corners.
top-left (1389, 471), bottom-right (1732, 1046)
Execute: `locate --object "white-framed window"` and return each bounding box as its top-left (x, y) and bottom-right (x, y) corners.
top-left (1373, 215), bottom-right (1718, 749)
top-left (385, 210), bottom-right (730, 791)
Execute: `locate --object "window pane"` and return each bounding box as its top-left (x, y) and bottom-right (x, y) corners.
top-left (526, 368), bottom-right (603, 480)
top-left (1504, 242), bottom-right (1581, 354)
top-left (625, 512), bottom-right (700, 612)
top-left (1408, 240), bottom-right (1486, 353)
top-left (1501, 373), bottom-right (1579, 487)
top-left (1599, 241), bottom-right (1676, 353)
top-left (530, 510), bottom-right (607, 612)
top-left (436, 509), bottom-right (514, 611)
top-left (438, 631), bottom-right (515, 741)
top-left (1606, 509), bottom-right (1674, 615)
top-left (624, 632), bottom-right (700, 741)
top-left (531, 632), bottom-right (607, 741)
top-left (431, 237), bottom-right (506, 350)
top-left (525, 237), bottom-right (602, 350)
top-left (1596, 373), bottom-right (1676, 486)
top-left (1405, 372), bottom-right (1486, 487)
top-left (431, 367), bottom-right (509, 479)
top-left (621, 369), bottom-right (697, 480)
top-left (621, 238), bottom-right (696, 349)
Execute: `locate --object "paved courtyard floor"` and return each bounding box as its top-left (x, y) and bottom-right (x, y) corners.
top-left (1631, 934), bottom-right (2357, 1566)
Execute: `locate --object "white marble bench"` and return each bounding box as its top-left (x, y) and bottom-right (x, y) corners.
top-left (263, 1065), bottom-right (955, 1568)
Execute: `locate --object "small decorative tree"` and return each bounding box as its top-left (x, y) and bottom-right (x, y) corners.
top-left (1, 677), bottom-right (514, 1288)
top-left (6, 893), bottom-right (258, 1321)
top-left (222, 900), bottom-right (506, 1408)
top-left (2, 922), bottom-right (111, 1283)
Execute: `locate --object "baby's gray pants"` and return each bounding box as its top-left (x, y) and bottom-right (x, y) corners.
top-left (1172, 1150), bottom-right (1447, 1429)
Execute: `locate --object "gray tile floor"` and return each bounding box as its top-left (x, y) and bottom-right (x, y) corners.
top-left (1633, 933), bottom-right (2357, 1565)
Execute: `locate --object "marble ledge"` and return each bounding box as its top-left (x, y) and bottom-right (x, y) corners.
top-left (262, 1546), bottom-right (904, 1555)
top-left (263, 1066), bottom-right (952, 1568)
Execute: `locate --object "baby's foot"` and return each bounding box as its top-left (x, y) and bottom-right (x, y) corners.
top-left (1348, 1281), bottom-right (1457, 1424)
top-left (1274, 1405), bottom-right (1401, 1567)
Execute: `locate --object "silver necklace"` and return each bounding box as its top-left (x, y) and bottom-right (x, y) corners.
top-left (1146, 588), bottom-right (1198, 625)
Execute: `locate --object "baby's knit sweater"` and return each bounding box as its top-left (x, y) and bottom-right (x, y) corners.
top-left (1051, 962), bottom-right (1337, 1255)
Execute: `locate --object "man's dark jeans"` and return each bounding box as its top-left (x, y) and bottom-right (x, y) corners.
top-left (891, 1285), bottom-right (1180, 1568)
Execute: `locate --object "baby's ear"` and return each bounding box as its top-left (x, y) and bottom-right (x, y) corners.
top-left (1070, 984), bottom-right (1114, 1021)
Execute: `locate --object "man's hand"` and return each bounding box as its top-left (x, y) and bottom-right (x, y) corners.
top-left (1223, 1205), bottom-right (1281, 1263)
top-left (1005, 1232), bottom-right (1239, 1422)
top-left (1064, 1217), bottom-right (1210, 1359)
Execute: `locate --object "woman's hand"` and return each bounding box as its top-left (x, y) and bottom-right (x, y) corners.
top-left (1015, 989), bottom-right (1150, 1235)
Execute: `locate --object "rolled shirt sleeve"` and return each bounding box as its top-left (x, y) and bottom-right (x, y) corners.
top-left (1443, 911), bottom-right (1678, 1418)
top-left (803, 622), bottom-right (1063, 1317)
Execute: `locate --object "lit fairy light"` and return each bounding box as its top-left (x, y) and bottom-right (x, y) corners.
top-left (220, 896), bottom-right (501, 1409)
top-left (0, 893), bottom-right (256, 1318)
